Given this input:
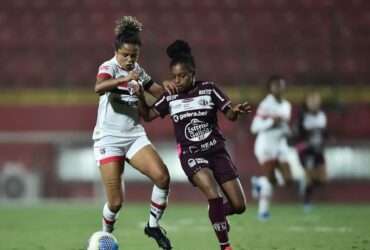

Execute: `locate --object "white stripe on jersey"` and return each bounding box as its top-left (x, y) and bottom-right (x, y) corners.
top-left (212, 88), bottom-right (225, 102)
top-left (169, 95), bottom-right (214, 116)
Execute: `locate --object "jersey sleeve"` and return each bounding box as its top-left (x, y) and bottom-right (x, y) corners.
top-left (97, 62), bottom-right (114, 80)
top-left (136, 64), bottom-right (154, 90)
top-left (211, 83), bottom-right (232, 112)
top-left (153, 95), bottom-right (170, 118)
top-left (250, 101), bottom-right (274, 134)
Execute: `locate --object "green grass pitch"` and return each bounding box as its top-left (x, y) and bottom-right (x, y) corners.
top-left (0, 202), bottom-right (369, 250)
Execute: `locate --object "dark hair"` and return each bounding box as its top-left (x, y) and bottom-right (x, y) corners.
top-left (114, 16), bottom-right (143, 50)
top-left (267, 75), bottom-right (284, 86)
top-left (166, 40), bottom-right (195, 73)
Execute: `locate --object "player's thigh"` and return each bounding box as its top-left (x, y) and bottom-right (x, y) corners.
top-left (221, 178), bottom-right (246, 214)
top-left (99, 161), bottom-right (125, 206)
top-left (312, 164), bottom-right (327, 183)
top-left (128, 144), bottom-right (170, 187)
top-left (192, 168), bottom-right (220, 200)
top-left (278, 162), bottom-right (293, 182)
top-left (261, 160), bottom-right (278, 184)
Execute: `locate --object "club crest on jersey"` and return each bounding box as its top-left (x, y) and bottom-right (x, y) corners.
top-left (185, 118), bottom-right (212, 142)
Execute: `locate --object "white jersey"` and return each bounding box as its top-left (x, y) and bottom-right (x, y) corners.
top-left (93, 56), bottom-right (154, 140)
top-left (251, 94), bottom-right (292, 163)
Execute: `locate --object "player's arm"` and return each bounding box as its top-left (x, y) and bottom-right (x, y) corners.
top-left (224, 102), bottom-right (252, 121)
top-left (94, 71), bottom-right (139, 94)
top-left (136, 88), bottom-right (161, 122)
top-left (250, 107), bottom-right (275, 134)
top-left (146, 80), bottom-right (178, 98)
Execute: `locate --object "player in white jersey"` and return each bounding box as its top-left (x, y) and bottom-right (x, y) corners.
top-left (250, 75), bottom-right (293, 220)
top-left (92, 16), bottom-right (176, 249)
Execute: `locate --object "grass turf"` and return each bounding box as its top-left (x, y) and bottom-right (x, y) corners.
top-left (0, 203), bottom-right (369, 250)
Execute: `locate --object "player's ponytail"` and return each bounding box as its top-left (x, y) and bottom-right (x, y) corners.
top-left (166, 40), bottom-right (196, 73)
top-left (114, 16), bottom-right (143, 50)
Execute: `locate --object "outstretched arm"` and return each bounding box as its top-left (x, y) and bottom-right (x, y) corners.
top-left (224, 101), bottom-right (252, 121)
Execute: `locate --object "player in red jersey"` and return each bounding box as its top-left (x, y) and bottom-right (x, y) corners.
top-left (93, 16), bottom-right (176, 249)
top-left (137, 40), bottom-right (251, 250)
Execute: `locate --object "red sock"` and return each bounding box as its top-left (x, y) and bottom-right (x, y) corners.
top-left (208, 198), bottom-right (230, 250)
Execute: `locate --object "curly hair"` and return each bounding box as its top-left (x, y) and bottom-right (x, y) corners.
top-left (114, 16), bottom-right (143, 50)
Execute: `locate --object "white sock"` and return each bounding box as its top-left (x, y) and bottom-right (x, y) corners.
top-left (257, 177), bottom-right (273, 215)
top-left (149, 185), bottom-right (169, 227)
top-left (258, 196), bottom-right (270, 215)
top-left (102, 203), bottom-right (120, 232)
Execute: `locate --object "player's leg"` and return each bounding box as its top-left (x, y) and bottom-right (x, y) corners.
top-left (277, 161), bottom-right (293, 186)
top-left (94, 142), bottom-right (125, 233)
top-left (99, 159), bottom-right (125, 233)
top-left (221, 178), bottom-right (246, 216)
top-left (192, 168), bottom-right (232, 250)
top-left (126, 137), bottom-right (171, 249)
top-left (255, 160), bottom-right (275, 220)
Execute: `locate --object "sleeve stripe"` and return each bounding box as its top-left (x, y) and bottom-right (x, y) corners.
top-left (154, 95), bottom-right (166, 107)
top-left (96, 73), bottom-right (112, 79)
top-left (212, 89), bottom-right (225, 101)
top-left (221, 100), bottom-right (232, 111)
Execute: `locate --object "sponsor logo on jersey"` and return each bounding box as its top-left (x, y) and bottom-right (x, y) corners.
top-left (172, 110), bottom-right (208, 123)
top-left (100, 148), bottom-right (106, 155)
top-left (185, 118), bottom-right (212, 142)
top-left (199, 89), bottom-right (212, 95)
top-left (169, 95), bottom-right (213, 115)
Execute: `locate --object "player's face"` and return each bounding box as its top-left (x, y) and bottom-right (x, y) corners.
top-left (270, 79), bottom-right (286, 98)
top-left (306, 93), bottom-right (321, 112)
top-left (115, 43), bottom-right (140, 71)
top-left (171, 63), bottom-right (194, 92)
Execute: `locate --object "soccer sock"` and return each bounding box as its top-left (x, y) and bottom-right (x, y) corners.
top-left (102, 203), bottom-right (120, 232)
top-left (304, 184), bottom-right (314, 205)
top-left (223, 201), bottom-right (235, 216)
top-left (257, 176), bottom-right (273, 215)
top-left (208, 197), bottom-right (230, 250)
top-left (148, 185), bottom-right (169, 227)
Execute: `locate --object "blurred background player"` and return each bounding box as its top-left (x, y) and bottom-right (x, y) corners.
top-left (250, 75), bottom-right (293, 220)
top-left (137, 40), bottom-right (250, 250)
top-left (291, 92), bottom-right (327, 211)
top-left (93, 16), bottom-right (176, 249)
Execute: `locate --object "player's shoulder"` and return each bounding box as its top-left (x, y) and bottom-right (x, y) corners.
top-left (98, 57), bottom-right (117, 70)
top-left (196, 80), bottom-right (217, 91)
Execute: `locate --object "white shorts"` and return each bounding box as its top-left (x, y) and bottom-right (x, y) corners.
top-left (254, 138), bottom-right (290, 165)
top-left (93, 135), bottom-right (152, 166)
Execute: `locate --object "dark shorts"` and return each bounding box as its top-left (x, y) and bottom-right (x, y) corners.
top-left (299, 148), bottom-right (325, 170)
top-left (179, 147), bottom-right (239, 186)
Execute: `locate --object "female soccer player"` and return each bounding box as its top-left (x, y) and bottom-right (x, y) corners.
top-left (93, 16), bottom-right (176, 249)
top-left (137, 40), bottom-right (250, 250)
top-left (250, 75), bottom-right (293, 220)
top-left (293, 92), bottom-right (327, 210)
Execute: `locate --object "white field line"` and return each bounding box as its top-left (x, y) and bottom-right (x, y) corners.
top-left (288, 225), bottom-right (353, 233)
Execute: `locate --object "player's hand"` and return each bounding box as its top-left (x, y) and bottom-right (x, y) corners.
top-left (232, 102), bottom-right (252, 114)
top-left (162, 80), bottom-right (178, 94)
top-left (130, 81), bottom-right (143, 96)
top-left (126, 71), bottom-right (140, 82)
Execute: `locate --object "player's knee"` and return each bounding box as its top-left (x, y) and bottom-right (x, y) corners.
top-left (152, 169), bottom-right (170, 188)
top-left (233, 202), bottom-right (246, 214)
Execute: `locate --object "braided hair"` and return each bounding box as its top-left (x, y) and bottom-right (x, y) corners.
top-left (114, 16), bottom-right (143, 50)
top-left (166, 40), bottom-right (196, 73)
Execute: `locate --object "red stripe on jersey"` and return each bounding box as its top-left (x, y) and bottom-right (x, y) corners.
top-left (100, 156), bottom-right (125, 165)
top-left (97, 73), bottom-right (112, 80)
top-left (151, 201), bottom-right (167, 210)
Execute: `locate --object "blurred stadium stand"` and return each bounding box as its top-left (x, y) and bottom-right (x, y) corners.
top-left (0, 0), bottom-right (370, 202)
top-left (0, 0), bottom-right (369, 87)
